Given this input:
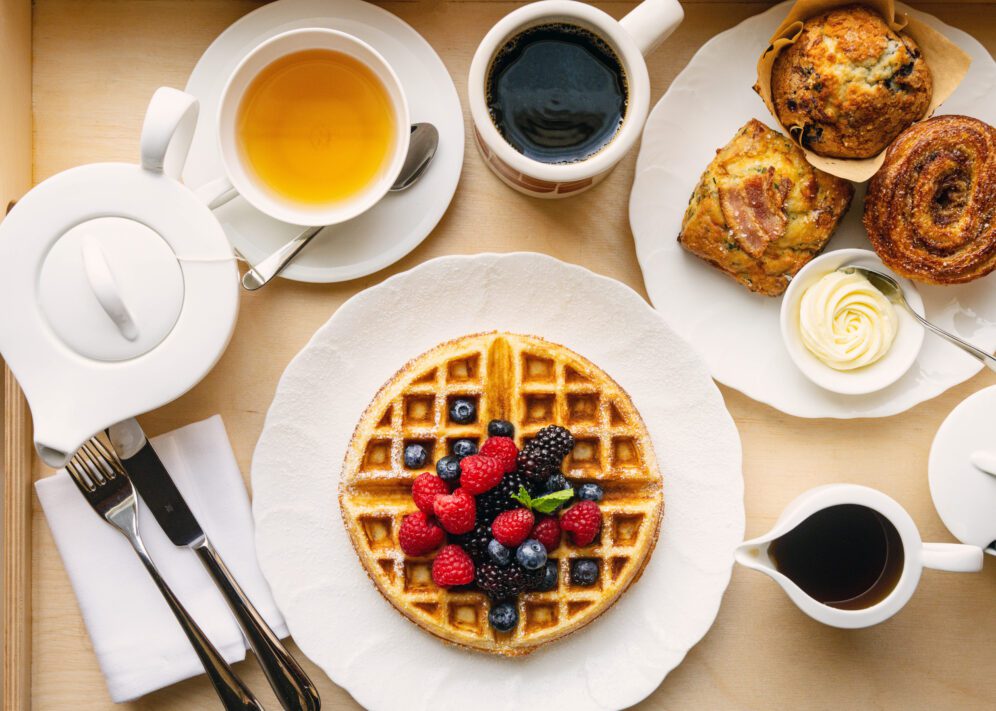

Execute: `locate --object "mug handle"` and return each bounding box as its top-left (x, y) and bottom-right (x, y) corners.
top-left (921, 542), bottom-right (984, 572)
top-left (140, 87), bottom-right (199, 178)
top-left (619, 0), bottom-right (684, 56)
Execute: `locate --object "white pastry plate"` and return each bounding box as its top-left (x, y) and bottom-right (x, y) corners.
top-left (251, 253), bottom-right (744, 711)
top-left (182, 0), bottom-right (464, 283)
top-left (630, 1), bottom-right (996, 418)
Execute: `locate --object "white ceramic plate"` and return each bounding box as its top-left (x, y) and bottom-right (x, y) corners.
top-left (182, 0), bottom-right (464, 283)
top-left (630, 1), bottom-right (996, 418)
top-left (251, 253), bottom-right (744, 711)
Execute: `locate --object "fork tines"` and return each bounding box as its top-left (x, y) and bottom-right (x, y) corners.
top-left (67, 437), bottom-right (127, 491)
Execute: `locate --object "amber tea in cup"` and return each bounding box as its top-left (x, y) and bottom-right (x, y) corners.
top-left (236, 48), bottom-right (396, 206)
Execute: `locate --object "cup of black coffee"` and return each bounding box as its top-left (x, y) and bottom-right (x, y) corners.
top-left (469, 0), bottom-right (683, 198)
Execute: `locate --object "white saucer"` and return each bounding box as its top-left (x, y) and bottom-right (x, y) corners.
top-left (182, 0), bottom-right (464, 283)
top-left (928, 386), bottom-right (996, 549)
top-left (629, 1), bottom-right (996, 418)
top-left (251, 253), bottom-right (744, 711)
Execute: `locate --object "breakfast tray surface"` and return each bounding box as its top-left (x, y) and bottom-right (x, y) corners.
top-left (3, 1), bottom-right (996, 709)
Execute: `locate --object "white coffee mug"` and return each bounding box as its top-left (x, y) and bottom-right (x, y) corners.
top-left (197, 28), bottom-right (411, 226)
top-left (735, 484), bottom-right (983, 628)
top-left (468, 0), bottom-right (683, 198)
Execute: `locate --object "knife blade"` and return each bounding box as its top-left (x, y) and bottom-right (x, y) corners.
top-left (108, 418), bottom-right (320, 711)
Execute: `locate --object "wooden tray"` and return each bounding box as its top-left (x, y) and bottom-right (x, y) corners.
top-left (3, 1), bottom-right (996, 709)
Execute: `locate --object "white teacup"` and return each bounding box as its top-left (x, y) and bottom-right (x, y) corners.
top-left (736, 484), bottom-right (982, 628)
top-left (196, 28), bottom-right (411, 226)
top-left (468, 0), bottom-right (683, 198)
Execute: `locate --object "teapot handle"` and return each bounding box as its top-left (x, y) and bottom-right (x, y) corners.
top-left (140, 87), bottom-right (199, 179)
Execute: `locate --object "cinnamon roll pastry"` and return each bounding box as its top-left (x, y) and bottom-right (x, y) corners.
top-left (864, 115), bottom-right (996, 285)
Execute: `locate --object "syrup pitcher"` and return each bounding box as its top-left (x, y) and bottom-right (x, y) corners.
top-left (735, 484), bottom-right (983, 628)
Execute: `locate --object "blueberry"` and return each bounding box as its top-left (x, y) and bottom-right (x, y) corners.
top-left (532, 560), bottom-right (558, 592)
top-left (516, 539), bottom-right (547, 570)
top-left (435, 455), bottom-right (462, 484)
top-left (403, 443), bottom-right (428, 469)
top-left (571, 559), bottom-right (599, 586)
top-left (449, 398), bottom-right (477, 424)
top-left (577, 483), bottom-right (604, 502)
top-left (488, 419), bottom-right (515, 438)
top-left (488, 601), bottom-right (518, 632)
top-left (487, 539), bottom-right (511, 567)
top-left (451, 439), bottom-right (478, 458)
top-left (544, 473), bottom-right (571, 494)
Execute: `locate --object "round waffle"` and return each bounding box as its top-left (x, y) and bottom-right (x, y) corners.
top-left (339, 332), bottom-right (663, 656)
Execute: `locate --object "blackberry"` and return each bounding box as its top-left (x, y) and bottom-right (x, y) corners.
top-left (532, 425), bottom-right (575, 459)
top-left (531, 560), bottom-right (559, 592)
top-left (453, 523), bottom-right (491, 563)
top-left (516, 446), bottom-right (560, 481)
top-left (476, 562), bottom-right (529, 599)
top-left (477, 471), bottom-right (534, 524)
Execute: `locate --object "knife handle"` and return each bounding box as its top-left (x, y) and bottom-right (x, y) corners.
top-left (195, 540), bottom-right (321, 711)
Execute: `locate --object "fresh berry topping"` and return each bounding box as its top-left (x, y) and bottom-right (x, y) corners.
top-left (398, 511), bottom-right (445, 556)
top-left (435, 455), bottom-right (462, 485)
top-left (516, 539), bottom-right (547, 570)
top-left (459, 454), bottom-right (504, 495)
top-left (403, 443), bottom-right (428, 469)
top-left (411, 472), bottom-right (448, 514)
top-left (476, 562), bottom-right (529, 599)
top-left (488, 600), bottom-right (519, 632)
top-left (531, 425), bottom-right (575, 459)
top-left (532, 560), bottom-right (559, 592)
top-left (516, 446), bottom-right (559, 481)
top-left (544, 473), bottom-right (570, 494)
top-left (431, 545), bottom-right (475, 587)
top-left (451, 439), bottom-right (478, 458)
top-left (479, 437), bottom-right (518, 473)
top-left (487, 419), bottom-right (515, 438)
top-left (452, 522), bottom-right (491, 563)
top-left (571, 559), bottom-right (599, 586)
top-left (477, 471), bottom-right (535, 524)
top-left (561, 500), bottom-right (602, 546)
top-left (531, 515), bottom-right (562, 552)
top-left (433, 488), bottom-right (477, 534)
top-left (576, 482), bottom-right (604, 502)
top-left (448, 398), bottom-right (477, 424)
top-left (487, 539), bottom-right (511, 567)
top-left (491, 508), bottom-right (535, 547)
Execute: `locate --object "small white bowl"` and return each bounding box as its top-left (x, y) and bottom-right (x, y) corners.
top-left (780, 248), bottom-right (925, 395)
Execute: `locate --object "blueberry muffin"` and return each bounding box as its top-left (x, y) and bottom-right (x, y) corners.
top-left (678, 119), bottom-right (854, 296)
top-left (770, 4), bottom-right (932, 159)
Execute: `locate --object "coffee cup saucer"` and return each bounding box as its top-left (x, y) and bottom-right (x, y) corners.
top-left (182, 0), bottom-right (464, 284)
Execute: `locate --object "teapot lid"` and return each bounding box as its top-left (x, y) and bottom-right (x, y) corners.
top-left (0, 88), bottom-right (239, 466)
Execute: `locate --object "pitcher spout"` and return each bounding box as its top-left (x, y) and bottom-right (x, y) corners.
top-left (734, 539), bottom-right (774, 572)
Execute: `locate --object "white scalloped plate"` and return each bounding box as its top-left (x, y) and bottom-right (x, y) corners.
top-left (251, 253), bottom-right (743, 710)
top-left (630, 1), bottom-right (996, 418)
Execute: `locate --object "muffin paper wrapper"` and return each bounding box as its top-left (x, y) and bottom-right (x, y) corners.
top-left (754, 0), bottom-right (971, 182)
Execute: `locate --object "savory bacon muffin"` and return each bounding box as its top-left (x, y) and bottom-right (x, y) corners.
top-left (770, 4), bottom-right (932, 159)
top-left (678, 119), bottom-right (854, 296)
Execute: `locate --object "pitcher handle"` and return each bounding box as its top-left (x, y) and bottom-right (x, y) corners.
top-left (140, 87), bottom-right (199, 179)
top-left (921, 542), bottom-right (983, 572)
top-left (620, 0), bottom-right (684, 56)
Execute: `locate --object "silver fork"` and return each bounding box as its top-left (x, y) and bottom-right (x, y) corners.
top-left (67, 438), bottom-right (264, 710)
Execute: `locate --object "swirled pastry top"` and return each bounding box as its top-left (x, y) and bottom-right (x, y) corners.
top-left (678, 119), bottom-right (854, 296)
top-left (799, 270), bottom-right (898, 370)
top-left (770, 4), bottom-right (932, 159)
top-left (864, 115), bottom-right (996, 284)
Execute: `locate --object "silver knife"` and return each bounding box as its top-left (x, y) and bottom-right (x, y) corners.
top-left (109, 418), bottom-right (320, 711)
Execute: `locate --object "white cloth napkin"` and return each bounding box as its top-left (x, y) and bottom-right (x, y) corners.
top-left (35, 415), bottom-right (288, 703)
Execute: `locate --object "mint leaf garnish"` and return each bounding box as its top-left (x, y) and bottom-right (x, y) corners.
top-left (511, 485), bottom-right (533, 508)
top-left (510, 485), bottom-right (573, 514)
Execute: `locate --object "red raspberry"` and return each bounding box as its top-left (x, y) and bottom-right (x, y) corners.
top-left (398, 511), bottom-right (445, 556)
top-left (459, 455), bottom-right (504, 495)
top-left (479, 437), bottom-right (518, 473)
top-left (431, 544), bottom-right (475, 587)
top-left (531, 515), bottom-right (562, 552)
top-left (561, 500), bottom-right (602, 547)
top-left (491, 508), bottom-right (535, 547)
top-left (412, 472), bottom-right (448, 514)
top-left (433, 488), bottom-right (476, 534)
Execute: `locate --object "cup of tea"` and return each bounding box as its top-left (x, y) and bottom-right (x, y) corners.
top-left (468, 0), bottom-right (683, 198)
top-left (195, 28), bottom-right (410, 226)
top-left (735, 484), bottom-right (983, 628)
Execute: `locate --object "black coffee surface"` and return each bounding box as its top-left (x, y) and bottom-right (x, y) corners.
top-left (486, 23), bottom-right (627, 164)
